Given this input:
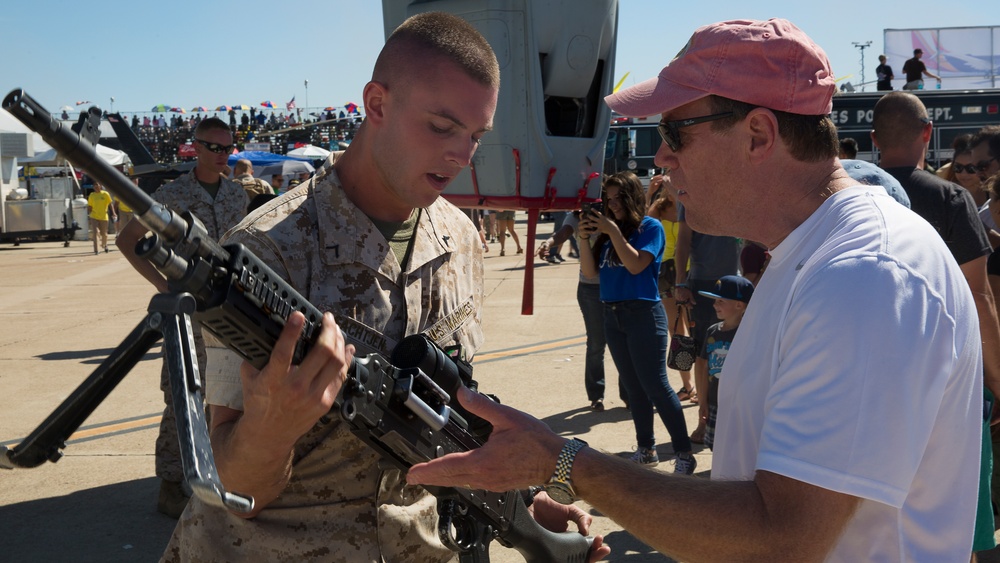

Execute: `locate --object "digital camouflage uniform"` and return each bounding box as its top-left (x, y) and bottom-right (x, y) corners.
top-left (233, 173), bottom-right (274, 199)
top-left (161, 158), bottom-right (484, 563)
top-left (152, 170), bottom-right (248, 483)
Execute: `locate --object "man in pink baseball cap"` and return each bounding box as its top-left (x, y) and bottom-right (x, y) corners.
top-left (409, 19), bottom-right (981, 561)
top-left (605, 18), bottom-right (835, 119)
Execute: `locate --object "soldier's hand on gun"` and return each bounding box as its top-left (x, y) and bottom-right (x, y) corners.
top-left (239, 311), bottom-right (354, 448)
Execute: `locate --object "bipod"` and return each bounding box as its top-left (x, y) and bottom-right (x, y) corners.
top-left (0, 292), bottom-right (253, 514)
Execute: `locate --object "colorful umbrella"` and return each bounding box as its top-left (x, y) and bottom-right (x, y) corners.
top-left (323, 106), bottom-right (337, 111)
top-left (170, 107), bottom-right (187, 113)
top-left (151, 104), bottom-right (170, 112)
top-left (216, 105), bottom-right (232, 111)
top-left (260, 101), bottom-right (276, 108)
top-left (191, 106), bottom-right (209, 112)
top-left (234, 104), bottom-right (251, 111)
top-left (345, 102), bottom-right (359, 114)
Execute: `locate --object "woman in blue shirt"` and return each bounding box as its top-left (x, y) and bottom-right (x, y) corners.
top-left (578, 172), bottom-right (695, 474)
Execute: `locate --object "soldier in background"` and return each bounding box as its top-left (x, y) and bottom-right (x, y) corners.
top-left (116, 117), bottom-right (248, 518)
top-left (231, 158), bottom-right (274, 199)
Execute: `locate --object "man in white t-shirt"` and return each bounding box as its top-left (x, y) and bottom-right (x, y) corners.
top-left (408, 18), bottom-right (982, 562)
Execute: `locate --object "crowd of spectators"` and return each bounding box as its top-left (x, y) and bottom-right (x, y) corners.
top-left (114, 109), bottom-right (361, 165)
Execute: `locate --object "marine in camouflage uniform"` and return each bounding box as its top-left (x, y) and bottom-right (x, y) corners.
top-left (151, 169), bottom-right (248, 485)
top-left (161, 157), bottom-right (484, 562)
top-left (233, 172), bottom-right (275, 199)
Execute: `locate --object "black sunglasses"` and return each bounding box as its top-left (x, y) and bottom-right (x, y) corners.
top-left (953, 163), bottom-right (978, 174)
top-left (657, 112), bottom-right (734, 152)
top-left (195, 138), bottom-right (234, 154)
top-left (976, 158), bottom-right (997, 173)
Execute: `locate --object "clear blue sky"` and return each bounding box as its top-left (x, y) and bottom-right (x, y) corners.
top-left (1, 0), bottom-right (994, 115)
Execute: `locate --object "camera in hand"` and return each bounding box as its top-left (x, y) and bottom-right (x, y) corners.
top-left (581, 201), bottom-right (603, 216)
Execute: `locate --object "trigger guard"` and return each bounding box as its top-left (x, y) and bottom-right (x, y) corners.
top-left (438, 499), bottom-right (478, 553)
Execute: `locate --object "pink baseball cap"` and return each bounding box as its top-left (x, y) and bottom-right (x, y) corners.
top-left (605, 19), bottom-right (835, 118)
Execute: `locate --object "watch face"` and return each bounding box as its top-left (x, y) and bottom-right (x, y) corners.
top-left (544, 482), bottom-right (575, 505)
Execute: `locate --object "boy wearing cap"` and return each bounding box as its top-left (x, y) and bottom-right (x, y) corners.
top-left (694, 275), bottom-right (753, 450)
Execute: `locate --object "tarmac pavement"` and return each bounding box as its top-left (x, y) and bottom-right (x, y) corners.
top-left (3, 215), bottom-right (997, 562)
top-left (0, 215), bottom-right (696, 562)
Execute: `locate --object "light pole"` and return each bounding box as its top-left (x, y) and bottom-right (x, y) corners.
top-left (304, 79), bottom-right (309, 114)
top-left (852, 41), bottom-right (872, 92)
top-left (110, 96), bottom-right (115, 112)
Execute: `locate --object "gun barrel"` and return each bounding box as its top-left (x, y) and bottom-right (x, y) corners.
top-left (2, 89), bottom-right (182, 242)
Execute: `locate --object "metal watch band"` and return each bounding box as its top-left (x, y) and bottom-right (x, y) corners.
top-left (553, 438), bottom-right (587, 484)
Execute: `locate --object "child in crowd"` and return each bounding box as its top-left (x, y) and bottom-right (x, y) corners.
top-left (695, 275), bottom-right (754, 450)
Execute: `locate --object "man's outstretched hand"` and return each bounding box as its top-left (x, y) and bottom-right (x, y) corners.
top-left (407, 387), bottom-right (611, 561)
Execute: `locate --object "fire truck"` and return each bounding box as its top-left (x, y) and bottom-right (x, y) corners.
top-left (831, 89), bottom-right (1000, 164)
top-left (603, 114), bottom-right (662, 186)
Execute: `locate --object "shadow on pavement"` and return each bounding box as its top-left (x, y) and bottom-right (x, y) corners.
top-left (601, 529), bottom-right (673, 561)
top-left (543, 406), bottom-right (634, 436)
top-left (31, 250), bottom-right (106, 259)
top-left (0, 476), bottom-right (176, 562)
top-left (36, 343), bottom-right (161, 365)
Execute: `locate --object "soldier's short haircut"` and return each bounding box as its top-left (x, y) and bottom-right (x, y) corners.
top-left (373, 12), bottom-right (499, 90)
top-left (195, 117), bottom-right (231, 137)
top-left (234, 159), bottom-right (253, 175)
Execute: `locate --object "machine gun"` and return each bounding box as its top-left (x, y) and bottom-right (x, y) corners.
top-left (0, 90), bottom-right (593, 563)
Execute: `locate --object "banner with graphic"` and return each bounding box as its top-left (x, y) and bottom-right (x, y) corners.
top-left (885, 26), bottom-right (999, 89)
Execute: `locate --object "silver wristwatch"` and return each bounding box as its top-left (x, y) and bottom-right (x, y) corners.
top-left (543, 438), bottom-right (588, 504)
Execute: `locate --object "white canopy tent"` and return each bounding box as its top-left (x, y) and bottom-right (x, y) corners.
top-left (2, 108), bottom-right (131, 167)
top-left (286, 145), bottom-right (331, 160)
top-left (20, 143), bottom-right (130, 167)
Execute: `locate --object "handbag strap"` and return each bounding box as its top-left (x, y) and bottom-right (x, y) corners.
top-left (673, 304), bottom-right (693, 337)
